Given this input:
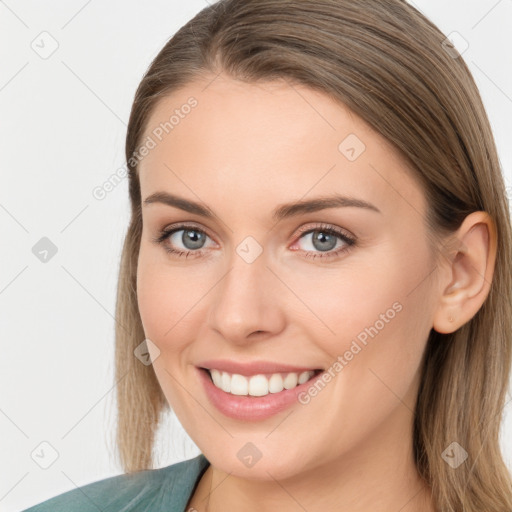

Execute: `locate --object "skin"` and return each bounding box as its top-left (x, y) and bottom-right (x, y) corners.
top-left (136, 73), bottom-right (496, 512)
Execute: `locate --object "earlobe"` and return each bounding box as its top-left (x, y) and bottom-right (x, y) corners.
top-left (432, 211), bottom-right (497, 334)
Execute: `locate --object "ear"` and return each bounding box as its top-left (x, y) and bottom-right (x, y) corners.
top-left (432, 211), bottom-right (497, 334)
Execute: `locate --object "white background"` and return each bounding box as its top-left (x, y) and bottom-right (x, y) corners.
top-left (1, 1), bottom-right (511, 510)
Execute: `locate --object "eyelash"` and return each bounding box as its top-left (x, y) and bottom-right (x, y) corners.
top-left (151, 222), bottom-right (356, 261)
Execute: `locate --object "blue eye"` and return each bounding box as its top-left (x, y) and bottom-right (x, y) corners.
top-left (152, 225), bottom-right (213, 258)
top-left (293, 225), bottom-right (356, 260)
top-left (152, 222), bottom-right (356, 260)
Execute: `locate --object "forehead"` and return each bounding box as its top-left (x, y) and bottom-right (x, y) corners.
top-left (137, 74), bottom-right (427, 222)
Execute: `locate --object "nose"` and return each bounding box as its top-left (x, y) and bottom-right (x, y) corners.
top-left (207, 248), bottom-right (286, 346)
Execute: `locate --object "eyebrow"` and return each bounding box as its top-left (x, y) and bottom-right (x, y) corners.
top-left (142, 191), bottom-right (381, 221)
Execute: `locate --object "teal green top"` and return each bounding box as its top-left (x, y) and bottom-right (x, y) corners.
top-left (22, 453), bottom-right (210, 512)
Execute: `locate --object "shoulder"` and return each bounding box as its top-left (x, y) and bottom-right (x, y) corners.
top-left (22, 453), bottom-right (210, 512)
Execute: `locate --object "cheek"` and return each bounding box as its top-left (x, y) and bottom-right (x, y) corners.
top-left (136, 245), bottom-right (214, 357)
top-left (136, 264), bottom-right (169, 342)
top-left (136, 249), bottom-right (196, 409)
top-left (285, 258), bottom-right (431, 448)
top-left (289, 246), bottom-right (432, 387)
top-left (275, 257), bottom-right (407, 353)
top-left (136, 247), bottom-right (184, 351)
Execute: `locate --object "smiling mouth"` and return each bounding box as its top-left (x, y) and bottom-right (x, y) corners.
top-left (201, 367), bottom-right (323, 397)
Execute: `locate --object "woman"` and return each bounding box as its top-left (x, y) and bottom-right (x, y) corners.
top-left (24, 0), bottom-right (512, 511)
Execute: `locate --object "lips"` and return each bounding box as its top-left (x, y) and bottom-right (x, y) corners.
top-left (197, 365), bottom-right (325, 421)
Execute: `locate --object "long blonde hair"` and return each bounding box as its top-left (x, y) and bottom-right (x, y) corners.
top-left (115, 1), bottom-right (512, 510)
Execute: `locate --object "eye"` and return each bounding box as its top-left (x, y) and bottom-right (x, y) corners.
top-left (152, 222), bottom-right (356, 260)
top-left (291, 223), bottom-right (356, 260)
top-left (151, 223), bottom-right (215, 258)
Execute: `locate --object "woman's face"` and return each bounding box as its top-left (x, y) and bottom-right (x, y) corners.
top-left (136, 73), bottom-right (441, 480)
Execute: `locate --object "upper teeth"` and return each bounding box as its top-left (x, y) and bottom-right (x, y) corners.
top-left (209, 369), bottom-right (316, 396)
